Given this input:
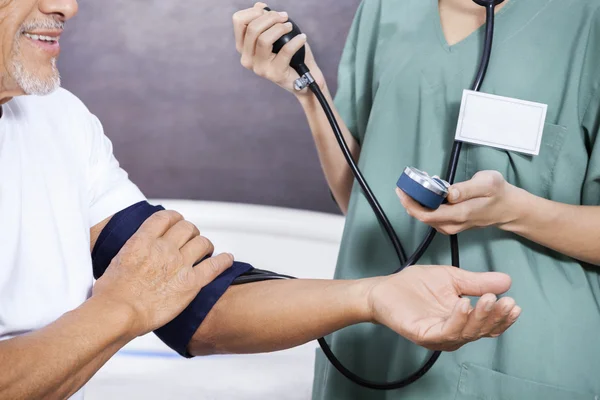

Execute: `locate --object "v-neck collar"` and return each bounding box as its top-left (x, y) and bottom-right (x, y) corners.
top-left (433, 0), bottom-right (519, 53)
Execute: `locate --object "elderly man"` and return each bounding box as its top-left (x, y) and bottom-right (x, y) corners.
top-left (0, 1), bottom-right (520, 399)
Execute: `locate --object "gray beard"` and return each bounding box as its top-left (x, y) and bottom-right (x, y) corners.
top-left (11, 56), bottom-right (61, 96)
top-left (10, 24), bottom-right (62, 96)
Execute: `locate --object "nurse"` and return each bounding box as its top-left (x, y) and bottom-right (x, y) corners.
top-left (233, 0), bottom-right (600, 399)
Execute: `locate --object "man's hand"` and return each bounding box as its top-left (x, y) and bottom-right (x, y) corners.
top-left (92, 210), bottom-right (234, 337)
top-left (367, 265), bottom-right (521, 351)
top-left (397, 171), bottom-right (520, 235)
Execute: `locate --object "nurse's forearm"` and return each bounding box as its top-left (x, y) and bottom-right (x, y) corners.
top-left (0, 296), bottom-right (135, 399)
top-left (187, 279), bottom-right (371, 356)
top-left (297, 87), bottom-right (360, 214)
top-left (503, 188), bottom-right (600, 266)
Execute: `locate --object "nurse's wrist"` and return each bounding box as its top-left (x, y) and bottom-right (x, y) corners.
top-left (497, 184), bottom-right (533, 233)
top-left (295, 79), bottom-right (330, 108)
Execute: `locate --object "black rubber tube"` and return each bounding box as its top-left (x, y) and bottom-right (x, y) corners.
top-left (310, 4), bottom-right (497, 390)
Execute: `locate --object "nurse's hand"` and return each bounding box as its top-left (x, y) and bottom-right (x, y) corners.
top-left (232, 2), bottom-right (326, 96)
top-left (368, 265), bottom-right (521, 351)
top-left (397, 171), bottom-right (519, 235)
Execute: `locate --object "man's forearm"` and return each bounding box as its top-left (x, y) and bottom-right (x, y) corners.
top-left (188, 278), bottom-right (374, 356)
top-left (0, 296), bottom-right (136, 399)
top-left (297, 87), bottom-right (360, 214)
top-left (502, 186), bottom-right (600, 266)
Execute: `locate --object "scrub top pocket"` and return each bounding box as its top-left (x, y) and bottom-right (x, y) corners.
top-left (454, 363), bottom-right (598, 400)
top-left (463, 123), bottom-right (567, 198)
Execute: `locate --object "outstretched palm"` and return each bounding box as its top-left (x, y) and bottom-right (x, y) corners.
top-left (368, 266), bottom-right (521, 352)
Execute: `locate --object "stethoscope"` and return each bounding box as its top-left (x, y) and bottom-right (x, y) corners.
top-left (235, 0), bottom-right (505, 390)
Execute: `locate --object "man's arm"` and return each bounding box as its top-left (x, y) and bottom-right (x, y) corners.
top-left (90, 209), bottom-right (519, 361)
top-left (0, 211), bottom-right (231, 399)
top-left (0, 296), bottom-right (136, 399)
top-left (0, 216), bottom-right (126, 399)
top-left (189, 279), bottom-right (368, 355)
top-left (90, 215), bottom-right (112, 251)
top-left (189, 266), bottom-right (522, 356)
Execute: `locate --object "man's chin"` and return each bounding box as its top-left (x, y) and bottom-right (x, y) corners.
top-left (11, 59), bottom-right (61, 96)
top-left (17, 73), bottom-right (60, 96)
top-left (21, 81), bottom-right (60, 96)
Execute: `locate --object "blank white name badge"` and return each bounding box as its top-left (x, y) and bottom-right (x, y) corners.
top-left (454, 90), bottom-right (548, 156)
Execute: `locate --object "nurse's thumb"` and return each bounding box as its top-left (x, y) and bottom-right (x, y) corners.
top-left (448, 171), bottom-right (504, 203)
top-left (448, 267), bottom-right (512, 296)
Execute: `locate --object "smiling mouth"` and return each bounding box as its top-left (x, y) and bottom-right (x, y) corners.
top-left (23, 32), bottom-right (60, 44)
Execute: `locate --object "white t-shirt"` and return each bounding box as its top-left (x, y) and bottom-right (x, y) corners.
top-left (0, 88), bottom-right (146, 398)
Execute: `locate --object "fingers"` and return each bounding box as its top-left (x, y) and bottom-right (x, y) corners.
top-left (241, 10), bottom-right (289, 70)
top-left (437, 295), bottom-right (521, 351)
top-left (458, 295), bottom-right (521, 343)
top-left (438, 298), bottom-right (471, 344)
top-left (194, 253), bottom-right (235, 287)
top-left (397, 189), bottom-right (469, 228)
top-left (488, 301), bottom-right (522, 337)
top-left (458, 293), bottom-right (497, 341)
top-left (255, 21), bottom-right (293, 61)
top-left (180, 235), bottom-right (215, 267)
top-left (397, 189), bottom-right (441, 221)
top-left (161, 220), bottom-right (200, 249)
top-left (271, 33), bottom-right (308, 73)
top-left (137, 210), bottom-right (184, 238)
top-left (448, 170), bottom-right (505, 204)
top-left (447, 268), bottom-right (512, 297)
top-left (482, 297), bottom-right (516, 337)
top-left (232, 3), bottom-right (267, 53)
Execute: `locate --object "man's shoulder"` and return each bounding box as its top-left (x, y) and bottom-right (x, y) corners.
top-left (7, 89), bottom-right (101, 150)
top-left (11, 88), bottom-right (91, 118)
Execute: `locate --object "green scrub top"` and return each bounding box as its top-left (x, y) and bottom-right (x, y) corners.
top-left (312, 0), bottom-right (600, 399)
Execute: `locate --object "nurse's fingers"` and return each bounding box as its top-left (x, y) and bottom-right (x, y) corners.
top-left (435, 224), bottom-right (466, 236)
top-left (397, 188), bottom-right (474, 227)
top-left (447, 171), bottom-right (505, 204)
top-left (271, 34), bottom-right (308, 74)
top-left (254, 22), bottom-right (294, 66)
top-left (233, 3), bottom-right (267, 53)
top-left (241, 11), bottom-right (288, 70)
top-left (458, 293), bottom-right (497, 341)
top-left (396, 189), bottom-right (449, 223)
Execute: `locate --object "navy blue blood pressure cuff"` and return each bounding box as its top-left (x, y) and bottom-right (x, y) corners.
top-left (91, 201), bottom-right (254, 358)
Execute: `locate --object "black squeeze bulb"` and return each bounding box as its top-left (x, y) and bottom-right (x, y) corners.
top-left (264, 7), bottom-right (310, 77)
top-left (472, 0), bottom-right (505, 6)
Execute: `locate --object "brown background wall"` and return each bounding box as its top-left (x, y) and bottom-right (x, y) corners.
top-left (58, 0), bottom-right (363, 214)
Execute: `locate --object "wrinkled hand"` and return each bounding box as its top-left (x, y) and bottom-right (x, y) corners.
top-left (93, 210), bottom-right (234, 337)
top-left (232, 2), bottom-right (326, 95)
top-left (367, 265), bottom-right (521, 351)
top-left (397, 170), bottom-right (520, 235)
